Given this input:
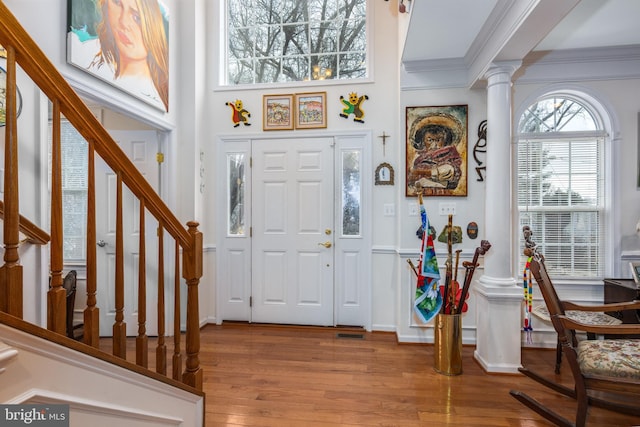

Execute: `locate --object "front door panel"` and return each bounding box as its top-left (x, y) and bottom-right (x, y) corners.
top-left (251, 138), bottom-right (334, 326)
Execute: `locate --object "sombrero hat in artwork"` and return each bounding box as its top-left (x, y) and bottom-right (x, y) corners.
top-left (409, 112), bottom-right (464, 150)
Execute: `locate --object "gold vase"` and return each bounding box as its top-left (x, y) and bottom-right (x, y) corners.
top-left (434, 313), bottom-right (463, 375)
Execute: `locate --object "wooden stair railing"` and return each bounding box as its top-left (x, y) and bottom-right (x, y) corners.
top-left (0, 200), bottom-right (51, 246)
top-left (0, 3), bottom-right (203, 390)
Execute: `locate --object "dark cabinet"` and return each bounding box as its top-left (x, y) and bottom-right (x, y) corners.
top-left (603, 278), bottom-right (640, 324)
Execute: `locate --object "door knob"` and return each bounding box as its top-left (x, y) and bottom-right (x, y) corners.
top-left (97, 239), bottom-right (107, 247)
top-left (318, 241), bottom-right (332, 248)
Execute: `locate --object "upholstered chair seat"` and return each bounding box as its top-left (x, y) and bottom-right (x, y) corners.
top-left (577, 338), bottom-right (640, 380)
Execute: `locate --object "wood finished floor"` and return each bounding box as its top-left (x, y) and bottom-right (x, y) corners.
top-left (111, 323), bottom-right (640, 426)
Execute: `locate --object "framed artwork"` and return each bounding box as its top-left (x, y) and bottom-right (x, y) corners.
top-left (375, 162), bottom-right (394, 185)
top-left (263, 94), bottom-right (294, 131)
top-left (295, 92), bottom-right (327, 129)
top-left (405, 105), bottom-right (468, 197)
top-left (66, 0), bottom-right (170, 112)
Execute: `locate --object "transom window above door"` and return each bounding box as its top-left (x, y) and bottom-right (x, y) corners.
top-left (223, 0), bottom-right (368, 86)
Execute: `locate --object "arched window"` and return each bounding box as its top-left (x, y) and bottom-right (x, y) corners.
top-left (517, 94), bottom-right (606, 278)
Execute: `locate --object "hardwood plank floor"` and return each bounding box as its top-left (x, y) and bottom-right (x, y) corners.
top-left (199, 323), bottom-right (640, 426)
top-left (109, 323), bottom-right (640, 426)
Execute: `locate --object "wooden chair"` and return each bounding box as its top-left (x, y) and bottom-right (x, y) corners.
top-left (511, 253), bottom-right (640, 427)
top-left (61, 270), bottom-right (83, 340)
top-left (523, 226), bottom-right (621, 374)
top-left (532, 301), bottom-right (621, 374)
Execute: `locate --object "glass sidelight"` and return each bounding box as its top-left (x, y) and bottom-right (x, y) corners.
top-left (227, 153), bottom-right (246, 236)
top-left (341, 150), bottom-right (361, 236)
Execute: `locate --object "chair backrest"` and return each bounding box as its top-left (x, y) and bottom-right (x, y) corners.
top-left (62, 270), bottom-right (77, 339)
top-left (528, 255), bottom-right (579, 350)
top-left (529, 255), bottom-right (566, 319)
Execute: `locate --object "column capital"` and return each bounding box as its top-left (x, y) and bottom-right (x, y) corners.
top-left (484, 60), bottom-right (522, 83)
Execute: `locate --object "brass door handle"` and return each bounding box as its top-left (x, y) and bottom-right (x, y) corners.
top-left (318, 241), bottom-right (332, 248)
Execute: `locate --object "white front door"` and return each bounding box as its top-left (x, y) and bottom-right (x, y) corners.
top-left (251, 138), bottom-right (335, 326)
top-left (217, 133), bottom-right (371, 329)
top-left (95, 130), bottom-right (159, 336)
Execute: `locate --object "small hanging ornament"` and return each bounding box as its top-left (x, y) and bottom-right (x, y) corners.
top-left (437, 224), bottom-right (463, 244)
top-left (225, 99), bottom-right (251, 127)
top-left (523, 256), bottom-right (533, 344)
top-left (399, 0), bottom-right (406, 13)
top-left (522, 225), bottom-right (536, 344)
top-left (339, 92), bottom-right (369, 123)
top-left (466, 221), bottom-right (478, 239)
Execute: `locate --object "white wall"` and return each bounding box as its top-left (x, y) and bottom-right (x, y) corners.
top-left (396, 87), bottom-right (489, 342)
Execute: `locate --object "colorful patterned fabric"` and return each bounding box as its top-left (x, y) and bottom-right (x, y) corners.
top-left (532, 306), bottom-right (622, 326)
top-left (523, 257), bottom-right (533, 343)
top-left (414, 198), bottom-right (442, 323)
top-left (578, 339), bottom-right (640, 379)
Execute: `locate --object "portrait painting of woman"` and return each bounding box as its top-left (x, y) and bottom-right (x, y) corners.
top-left (67, 0), bottom-right (169, 112)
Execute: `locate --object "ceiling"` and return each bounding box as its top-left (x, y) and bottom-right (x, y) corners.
top-left (534, 0), bottom-right (640, 51)
top-left (402, 0), bottom-right (640, 82)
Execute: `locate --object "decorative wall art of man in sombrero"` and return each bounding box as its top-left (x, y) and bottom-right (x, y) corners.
top-left (405, 105), bottom-right (468, 197)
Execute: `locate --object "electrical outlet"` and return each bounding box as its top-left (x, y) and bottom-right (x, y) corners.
top-left (439, 202), bottom-right (456, 216)
top-left (383, 203), bottom-right (395, 216)
top-left (408, 202), bottom-right (419, 216)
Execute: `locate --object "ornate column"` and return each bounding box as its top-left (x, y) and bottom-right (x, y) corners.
top-left (473, 61), bottom-right (522, 373)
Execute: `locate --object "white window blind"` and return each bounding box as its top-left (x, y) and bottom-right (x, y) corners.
top-left (517, 96), bottom-right (605, 278)
top-left (48, 119), bottom-right (88, 262)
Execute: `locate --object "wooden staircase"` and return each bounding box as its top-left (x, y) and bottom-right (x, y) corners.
top-left (0, 0), bottom-right (203, 396)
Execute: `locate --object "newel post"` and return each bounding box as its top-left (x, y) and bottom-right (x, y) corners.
top-left (182, 221), bottom-right (203, 390)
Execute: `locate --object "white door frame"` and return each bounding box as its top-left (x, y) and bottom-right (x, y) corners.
top-left (216, 131), bottom-right (372, 330)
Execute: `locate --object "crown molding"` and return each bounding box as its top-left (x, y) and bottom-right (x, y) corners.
top-left (400, 58), bottom-right (469, 90)
top-left (527, 44), bottom-right (640, 65)
top-left (401, 44), bottom-right (640, 90)
top-left (516, 44), bottom-right (640, 84)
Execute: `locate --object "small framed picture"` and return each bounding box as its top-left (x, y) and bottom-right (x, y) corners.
top-left (263, 94), bottom-right (294, 131)
top-left (295, 92), bottom-right (327, 129)
top-left (375, 162), bottom-right (395, 185)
